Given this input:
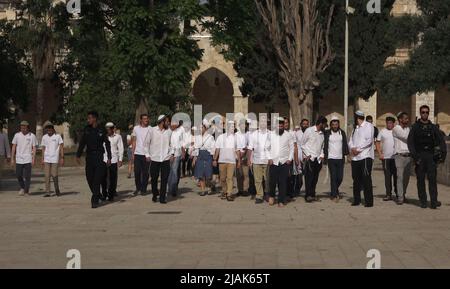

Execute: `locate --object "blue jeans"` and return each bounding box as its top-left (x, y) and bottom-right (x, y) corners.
top-left (168, 156), bottom-right (181, 195)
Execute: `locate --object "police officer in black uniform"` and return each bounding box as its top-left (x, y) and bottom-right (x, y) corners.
top-left (76, 111), bottom-right (112, 208)
top-left (408, 105), bottom-right (447, 209)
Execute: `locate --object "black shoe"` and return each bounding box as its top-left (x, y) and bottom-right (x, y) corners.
top-left (383, 195), bottom-right (393, 201)
top-left (430, 203), bottom-right (438, 209)
top-left (305, 196), bottom-right (314, 203)
top-left (43, 193), bottom-right (52, 198)
top-left (351, 202), bottom-right (361, 206)
top-left (91, 202), bottom-right (99, 209)
top-left (226, 196), bottom-right (235, 202)
top-left (364, 204), bottom-right (373, 208)
top-left (100, 195), bottom-right (107, 201)
top-left (152, 195), bottom-right (158, 202)
top-left (171, 192), bottom-right (177, 197)
top-left (255, 198), bottom-right (264, 204)
top-left (107, 196), bottom-right (114, 202)
top-left (199, 191), bottom-right (208, 196)
top-left (436, 201), bottom-right (442, 207)
top-left (133, 190), bottom-right (140, 196)
top-left (160, 199), bottom-right (167, 204)
top-left (420, 202), bottom-right (427, 209)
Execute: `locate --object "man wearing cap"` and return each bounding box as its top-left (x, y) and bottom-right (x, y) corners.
top-left (213, 120), bottom-right (242, 201)
top-left (301, 116), bottom-right (327, 203)
top-left (101, 122), bottom-right (124, 201)
top-left (76, 111), bottom-right (112, 208)
top-left (376, 116), bottom-right (398, 202)
top-left (349, 111), bottom-right (375, 207)
top-left (41, 124), bottom-right (64, 197)
top-left (324, 117), bottom-right (349, 202)
top-left (168, 119), bottom-right (185, 198)
top-left (11, 121), bottom-right (37, 196)
top-left (0, 122), bottom-right (11, 186)
top-left (408, 105), bottom-right (447, 209)
top-left (132, 114), bottom-right (152, 196)
top-left (149, 115), bottom-right (173, 204)
top-left (392, 112), bottom-right (412, 205)
top-left (266, 117), bottom-right (295, 207)
top-left (248, 115), bottom-right (270, 204)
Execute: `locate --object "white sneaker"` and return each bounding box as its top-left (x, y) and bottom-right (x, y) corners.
top-left (18, 189), bottom-right (25, 196)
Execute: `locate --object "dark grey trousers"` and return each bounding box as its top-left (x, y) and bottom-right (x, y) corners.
top-left (16, 163), bottom-right (32, 193)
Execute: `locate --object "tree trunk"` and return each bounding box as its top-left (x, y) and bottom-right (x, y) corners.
top-left (35, 79), bottom-right (45, 144)
top-left (287, 90), bottom-right (302, 127)
top-left (135, 97), bottom-right (149, 125)
top-left (300, 91), bottom-right (313, 124)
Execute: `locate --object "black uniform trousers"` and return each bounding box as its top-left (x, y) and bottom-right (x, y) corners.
top-left (269, 163), bottom-right (290, 204)
top-left (85, 154), bottom-right (106, 204)
top-left (351, 158), bottom-right (373, 206)
top-left (328, 159), bottom-right (344, 198)
top-left (134, 154), bottom-right (150, 194)
top-left (101, 163), bottom-right (118, 199)
top-left (150, 160), bottom-right (171, 201)
top-left (304, 159), bottom-right (322, 199)
top-left (415, 152), bottom-right (438, 206)
top-left (382, 159), bottom-right (397, 197)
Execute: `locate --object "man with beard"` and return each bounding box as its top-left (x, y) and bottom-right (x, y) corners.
top-left (301, 116), bottom-right (327, 203)
top-left (266, 117), bottom-right (295, 207)
top-left (324, 117), bottom-right (349, 202)
top-left (408, 105), bottom-right (447, 209)
top-left (392, 112), bottom-right (412, 205)
top-left (76, 111), bottom-right (112, 208)
top-left (349, 111), bottom-right (375, 207)
top-left (149, 115), bottom-right (173, 204)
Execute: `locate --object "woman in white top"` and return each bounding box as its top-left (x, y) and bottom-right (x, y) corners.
top-left (193, 121), bottom-right (216, 196)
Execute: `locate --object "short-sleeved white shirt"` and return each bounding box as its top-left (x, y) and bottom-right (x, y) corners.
top-left (215, 133), bottom-right (242, 164)
top-left (376, 128), bottom-right (395, 159)
top-left (133, 125), bottom-right (151, 157)
top-left (41, 134), bottom-right (64, 163)
top-left (12, 132), bottom-right (37, 164)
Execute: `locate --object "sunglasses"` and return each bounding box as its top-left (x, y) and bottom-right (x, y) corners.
top-left (420, 111), bottom-right (430, 115)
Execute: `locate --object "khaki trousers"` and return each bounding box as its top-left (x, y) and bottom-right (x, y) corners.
top-left (236, 162), bottom-right (249, 192)
top-left (253, 164), bottom-right (268, 199)
top-left (219, 163), bottom-right (235, 196)
top-left (44, 163), bottom-right (59, 193)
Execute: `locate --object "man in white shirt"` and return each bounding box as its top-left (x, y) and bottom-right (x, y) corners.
top-left (348, 111), bottom-right (375, 207)
top-left (236, 119), bottom-right (249, 196)
top-left (168, 119), bottom-right (186, 197)
top-left (11, 121), bottom-right (37, 196)
top-left (248, 116), bottom-right (270, 204)
top-left (324, 117), bottom-right (349, 202)
top-left (149, 115), bottom-right (173, 204)
top-left (213, 120), bottom-right (242, 201)
top-left (132, 114), bottom-right (151, 196)
top-left (392, 112), bottom-right (412, 205)
top-left (284, 117), bottom-right (298, 200)
top-left (0, 122), bottom-right (11, 186)
top-left (293, 118), bottom-right (309, 196)
top-left (301, 116), bottom-right (327, 203)
top-left (266, 117), bottom-right (295, 207)
top-left (41, 124), bottom-right (64, 197)
top-left (101, 122), bottom-right (124, 201)
top-left (376, 116), bottom-right (398, 202)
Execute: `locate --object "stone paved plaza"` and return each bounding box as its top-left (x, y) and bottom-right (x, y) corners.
top-left (0, 163), bottom-right (449, 269)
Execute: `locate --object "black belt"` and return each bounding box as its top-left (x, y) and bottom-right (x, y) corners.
top-left (396, 153), bottom-right (411, 157)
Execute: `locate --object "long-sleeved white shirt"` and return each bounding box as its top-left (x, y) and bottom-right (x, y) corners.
top-left (248, 129), bottom-right (270, 165)
top-left (301, 126), bottom-right (325, 161)
top-left (148, 126), bottom-right (172, 162)
top-left (392, 124), bottom-right (410, 154)
top-left (191, 133), bottom-right (215, 157)
top-left (133, 125), bottom-right (151, 157)
top-left (170, 127), bottom-right (185, 158)
top-left (348, 121), bottom-right (375, 161)
top-left (266, 130), bottom-right (294, 166)
top-left (103, 134), bottom-right (124, 163)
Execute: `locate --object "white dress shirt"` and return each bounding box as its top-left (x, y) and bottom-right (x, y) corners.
top-left (248, 129), bottom-right (270, 165)
top-left (328, 130), bottom-right (343, 160)
top-left (103, 134), bottom-right (124, 163)
top-left (295, 129), bottom-right (305, 162)
top-left (192, 133), bottom-right (215, 156)
top-left (170, 127), bottom-right (185, 157)
top-left (41, 134), bottom-right (64, 163)
top-left (301, 126), bottom-right (325, 161)
top-left (12, 132), bottom-right (37, 164)
top-left (376, 128), bottom-right (395, 159)
top-left (133, 125), bottom-right (151, 157)
top-left (348, 121), bottom-right (375, 161)
top-left (215, 132), bottom-right (242, 164)
top-left (266, 130), bottom-right (294, 166)
top-left (392, 125), bottom-right (410, 154)
top-left (149, 126), bottom-right (172, 162)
